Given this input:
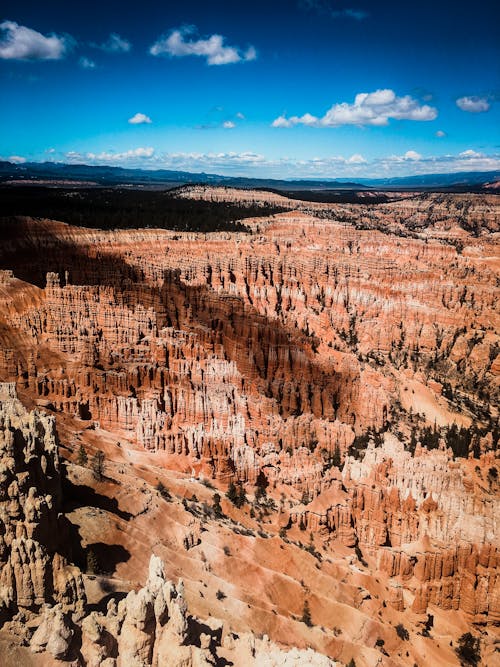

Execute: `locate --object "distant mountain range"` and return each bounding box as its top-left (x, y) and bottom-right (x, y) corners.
top-left (354, 171), bottom-right (500, 189)
top-left (0, 160), bottom-right (498, 192)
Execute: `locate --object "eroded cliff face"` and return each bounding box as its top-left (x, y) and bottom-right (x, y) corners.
top-left (0, 189), bottom-right (498, 665)
top-left (345, 437), bottom-right (499, 623)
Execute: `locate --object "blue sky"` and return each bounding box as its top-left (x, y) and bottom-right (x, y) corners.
top-left (1, 0), bottom-right (499, 178)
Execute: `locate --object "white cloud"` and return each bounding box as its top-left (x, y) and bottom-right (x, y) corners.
top-left (243, 45), bottom-right (257, 61)
top-left (459, 149), bottom-right (484, 158)
top-left (223, 120), bottom-right (236, 129)
top-left (149, 26), bottom-right (257, 65)
top-left (404, 150), bottom-right (422, 160)
top-left (236, 112), bottom-right (245, 120)
top-left (456, 96), bottom-right (490, 113)
top-left (0, 20), bottom-right (69, 60)
top-left (162, 151), bottom-right (266, 171)
top-left (94, 33), bottom-right (131, 53)
top-left (59, 146), bottom-right (500, 179)
top-left (272, 115), bottom-right (293, 128)
top-left (272, 89), bottom-right (438, 128)
top-left (79, 56), bottom-right (96, 69)
top-left (128, 112), bottom-right (152, 125)
top-left (65, 147), bottom-right (155, 165)
top-left (347, 153), bottom-right (366, 164)
top-left (8, 155), bottom-right (26, 163)
top-left (435, 130), bottom-right (446, 138)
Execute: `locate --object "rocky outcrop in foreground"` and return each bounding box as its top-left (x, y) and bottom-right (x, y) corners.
top-left (77, 554), bottom-right (336, 667)
top-left (0, 383), bottom-right (84, 622)
top-left (0, 386), bottom-right (335, 666)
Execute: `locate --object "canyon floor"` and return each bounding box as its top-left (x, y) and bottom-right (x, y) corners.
top-left (0, 186), bottom-right (498, 666)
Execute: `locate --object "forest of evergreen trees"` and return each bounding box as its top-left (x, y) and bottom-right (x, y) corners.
top-left (0, 186), bottom-right (286, 233)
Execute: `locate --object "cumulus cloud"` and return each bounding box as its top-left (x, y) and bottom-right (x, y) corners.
top-left (404, 150), bottom-right (422, 160)
top-left (435, 130), bottom-right (446, 138)
top-left (272, 89), bottom-right (438, 128)
top-left (149, 26), bottom-right (257, 65)
top-left (128, 112), bottom-right (152, 125)
top-left (456, 96), bottom-right (490, 113)
top-left (223, 120), bottom-right (236, 129)
top-left (8, 155), bottom-right (26, 163)
top-left (0, 20), bottom-right (69, 60)
top-left (79, 56), bottom-right (96, 69)
top-left (93, 33), bottom-right (131, 53)
top-left (272, 116), bottom-right (291, 128)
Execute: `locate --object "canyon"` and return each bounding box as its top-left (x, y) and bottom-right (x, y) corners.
top-left (0, 187), bottom-right (498, 665)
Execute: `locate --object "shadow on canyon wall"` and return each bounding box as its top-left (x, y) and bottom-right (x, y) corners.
top-left (0, 215), bottom-right (352, 423)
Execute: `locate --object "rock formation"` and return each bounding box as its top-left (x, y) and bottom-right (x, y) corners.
top-left (0, 383), bottom-right (85, 623)
top-left (0, 187), bottom-right (498, 665)
top-left (0, 385), bottom-right (337, 665)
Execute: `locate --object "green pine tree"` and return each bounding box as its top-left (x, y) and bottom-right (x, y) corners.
top-left (86, 547), bottom-right (100, 574)
top-left (212, 493), bottom-right (223, 517)
top-left (236, 482), bottom-right (247, 508)
top-left (301, 599), bottom-right (313, 627)
top-left (77, 444), bottom-right (88, 466)
top-left (226, 481), bottom-right (238, 505)
top-left (332, 444), bottom-right (341, 468)
top-left (91, 450), bottom-right (105, 482)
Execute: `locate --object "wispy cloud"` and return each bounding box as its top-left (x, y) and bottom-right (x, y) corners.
top-left (299, 1), bottom-right (369, 20)
top-left (65, 147), bottom-right (155, 165)
top-left (8, 155), bottom-right (26, 163)
top-left (347, 153), bottom-right (366, 164)
top-left (64, 148), bottom-right (263, 170)
top-left (79, 56), bottom-right (96, 69)
top-left (456, 95), bottom-right (490, 113)
top-left (128, 112), bottom-right (152, 125)
top-left (459, 149), bottom-right (483, 158)
top-left (149, 26), bottom-right (257, 65)
top-left (0, 20), bottom-right (70, 60)
top-left (370, 150), bottom-right (500, 175)
top-left (92, 33), bottom-right (131, 53)
top-left (331, 9), bottom-right (369, 20)
top-left (435, 130), bottom-right (446, 138)
top-left (194, 120), bottom-right (238, 130)
top-left (272, 89), bottom-right (438, 128)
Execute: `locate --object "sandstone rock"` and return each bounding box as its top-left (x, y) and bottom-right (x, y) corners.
top-left (0, 386), bottom-right (85, 615)
top-left (0, 191), bottom-right (498, 665)
top-left (30, 604), bottom-right (73, 660)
